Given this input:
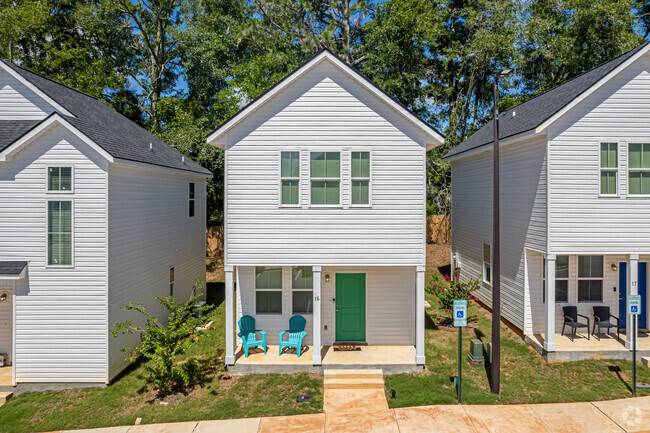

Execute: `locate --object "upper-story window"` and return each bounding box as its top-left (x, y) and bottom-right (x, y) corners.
top-left (578, 255), bottom-right (603, 302)
top-left (483, 243), bottom-right (491, 285)
top-left (600, 142), bottom-right (617, 195)
top-left (189, 183), bottom-right (195, 217)
top-left (351, 152), bottom-right (370, 205)
top-left (169, 267), bottom-right (175, 297)
top-left (629, 143), bottom-right (650, 195)
top-left (48, 167), bottom-right (72, 192)
top-left (310, 152), bottom-right (340, 205)
top-left (48, 200), bottom-right (72, 266)
top-left (543, 255), bottom-right (569, 303)
top-left (281, 151), bottom-right (300, 205)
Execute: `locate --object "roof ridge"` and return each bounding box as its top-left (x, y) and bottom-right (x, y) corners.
top-left (500, 42), bottom-right (650, 118)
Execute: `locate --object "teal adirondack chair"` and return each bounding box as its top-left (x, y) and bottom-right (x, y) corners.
top-left (279, 315), bottom-right (307, 357)
top-left (238, 315), bottom-right (267, 357)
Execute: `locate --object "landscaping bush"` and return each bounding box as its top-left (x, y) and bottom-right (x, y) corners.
top-left (112, 279), bottom-right (215, 395)
top-left (428, 270), bottom-right (481, 314)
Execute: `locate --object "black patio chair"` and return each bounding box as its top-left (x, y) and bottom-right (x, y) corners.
top-left (561, 306), bottom-right (590, 342)
top-left (592, 306), bottom-right (620, 342)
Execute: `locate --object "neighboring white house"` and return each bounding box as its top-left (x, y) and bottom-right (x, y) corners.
top-left (445, 42), bottom-right (650, 356)
top-left (207, 50), bottom-right (444, 367)
top-left (0, 60), bottom-right (211, 387)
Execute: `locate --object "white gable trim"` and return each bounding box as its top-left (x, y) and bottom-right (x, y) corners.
top-left (0, 113), bottom-right (114, 163)
top-left (534, 44), bottom-right (650, 134)
top-left (206, 51), bottom-right (444, 149)
top-left (0, 61), bottom-right (75, 117)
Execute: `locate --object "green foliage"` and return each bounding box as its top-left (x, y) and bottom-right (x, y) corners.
top-left (111, 280), bottom-right (215, 395)
top-left (428, 270), bottom-right (481, 314)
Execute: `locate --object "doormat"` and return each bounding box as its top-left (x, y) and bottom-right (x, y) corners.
top-left (333, 344), bottom-right (361, 351)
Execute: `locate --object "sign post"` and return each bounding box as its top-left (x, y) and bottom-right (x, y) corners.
top-left (629, 294), bottom-right (641, 395)
top-left (453, 299), bottom-right (468, 403)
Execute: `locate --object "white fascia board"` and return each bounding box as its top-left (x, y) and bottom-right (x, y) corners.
top-left (0, 113), bottom-right (114, 163)
top-left (0, 62), bottom-right (75, 117)
top-left (207, 51), bottom-right (445, 149)
top-left (535, 45), bottom-right (650, 134)
top-left (112, 157), bottom-right (213, 179)
top-left (443, 129), bottom-right (543, 162)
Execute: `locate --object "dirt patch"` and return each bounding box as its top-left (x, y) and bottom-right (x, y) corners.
top-left (207, 257), bottom-right (225, 283)
top-left (427, 243), bottom-right (451, 275)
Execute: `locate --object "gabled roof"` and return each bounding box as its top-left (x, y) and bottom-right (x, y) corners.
top-left (445, 42), bottom-right (650, 160)
top-left (0, 60), bottom-right (212, 176)
top-left (206, 49), bottom-right (445, 150)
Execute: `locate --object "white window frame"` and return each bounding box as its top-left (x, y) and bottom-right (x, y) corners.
top-left (169, 267), bottom-right (175, 297)
top-left (46, 198), bottom-right (74, 268)
top-left (598, 141), bottom-right (618, 197)
top-left (254, 266), bottom-right (283, 315)
top-left (542, 255), bottom-right (569, 304)
top-left (350, 149), bottom-right (372, 207)
top-left (577, 255), bottom-right (604, 303)
top-left (189, 183), bottom-right (195, 217)
top-left (291, 266), bottom-right (313, 314)
top-left (279, 150), bottom-right (301, 207)
top-left (627, 142), bottom-right (650, 197)
top-left (482, 243), bottom-right (491, 285)
top-left (46, 165), bottom-right (74, 194)
top-left (309, 150), bottom-right (342, 207)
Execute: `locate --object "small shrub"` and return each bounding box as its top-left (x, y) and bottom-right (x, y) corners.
top-left (428, 270), bottom-right (481, 315)
top-left (111, 279), bottom-right (214, 395)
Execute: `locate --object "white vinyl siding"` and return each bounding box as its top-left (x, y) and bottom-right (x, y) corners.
top-left (237, 265), bottom-right (414, 345)
top-left (108, 164), bottom-right (207, 380)
top-left (224, 61), bottom-right (426, 266)
top-left (0, 69), bottom-right (54, 120)
top-left (0, 125), bottom-right (108, 383)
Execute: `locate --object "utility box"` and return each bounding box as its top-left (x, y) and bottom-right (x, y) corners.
top-left (467, 339), bottom-right (486, 367)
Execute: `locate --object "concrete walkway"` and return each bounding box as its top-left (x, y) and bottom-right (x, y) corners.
top-left (59, 396), bottom-right (650, 433)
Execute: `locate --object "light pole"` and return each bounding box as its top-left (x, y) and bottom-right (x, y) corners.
top-left (491, 68), bottom-right (511, 395)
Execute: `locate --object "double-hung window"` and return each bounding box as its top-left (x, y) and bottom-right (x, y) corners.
top-left (48, 166), bottom-right (72, 192)
top-left (351, 151), bottom-right (370, 205)
top-left (483, 243), bottom-right (491, 284)
top-left (543, 255), bottom-right (569, 303)
top-left (255, 266), bottom-right (282, 314)
top-left (578, 255), bottom-right (603, 302)
top-left (600, 142), bottom-right (617, 195)
top-left (189, 183), bottom-right (195, 217)
top-left (281, 151), bottom-right (300, 205)
top-left (292, 266), bottom-right (313, 313)
top-left (629, 143), bottom-right (650, 195)
top-left (310, 152), bottom-right (340, 205)
top-left (48, 201), bottom-right (72, 266)
top-left (170, 267), bottom-right (175, 297)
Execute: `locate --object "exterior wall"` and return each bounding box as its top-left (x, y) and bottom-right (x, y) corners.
top-left (225, 61), bottom-right (426, 267)
top-left (237, 266), bottom-right (415, 346)
top-left (547, 53), bottom-right (650, 254)
top-left (0, 125), bottom-right (109, 382)
top-left (107, 164), bottom-right (207, 380)
top-left (450, 135), bottom-right (547, 331)
top-left (0, 69), bottom-right (53, 120)
top-left (0, 286), bottom-right (12, 364)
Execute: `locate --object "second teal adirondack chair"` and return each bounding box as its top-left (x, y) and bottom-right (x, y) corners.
top-left (279, 315), bottom-right (307, 357)
top-left (238, 315), bottom-right (267, 357)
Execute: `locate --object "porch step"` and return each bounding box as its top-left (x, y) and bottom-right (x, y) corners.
top-left (324, 369), bottom-right (385, 390)
top-left (0, 392), bottom-right (12, 407)
top-left (642, 356), bottom-right (650, 367)
top-left (324, 369), bottom-right (384, 380)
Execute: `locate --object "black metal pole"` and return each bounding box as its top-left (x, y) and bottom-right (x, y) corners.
top-left (491, 73), bottom-right (501, 395)
top-left (458, 326), bottom-right (462, 403)
top-left (633, 314), bottom-right (637, 396)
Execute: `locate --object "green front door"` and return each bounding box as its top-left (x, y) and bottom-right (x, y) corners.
top-left (335, 273), bottom-right (366, 341)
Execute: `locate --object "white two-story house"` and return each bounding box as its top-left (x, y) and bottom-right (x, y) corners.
top-left (207, 50), bottom-right (444, 369)
top-left (0, 60), bottom-right (210, 387)
top-left (445, 42), bottom-right (650, 359)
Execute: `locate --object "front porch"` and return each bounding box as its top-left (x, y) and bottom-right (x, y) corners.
top-left (526, 331), bottom-right (650, 361)
top-left (229, 345), bottom-right (421, 374)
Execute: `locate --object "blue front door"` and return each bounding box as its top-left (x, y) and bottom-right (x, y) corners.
top-left (619, 262), bottom-right (647, 329)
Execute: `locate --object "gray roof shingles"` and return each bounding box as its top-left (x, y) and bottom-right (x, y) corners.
top-left (0, 261), bottom-right (27, 275)
top-left (0, 61), bottom-right (211, 175)
top-left (444, 42), bottom-right (650, 159)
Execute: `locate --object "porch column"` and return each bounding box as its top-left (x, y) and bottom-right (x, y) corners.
top-left (627, 254), bottom-right (639, 350)
top-left (544, 254), bottom-right (556, 352)
top-left (225, 265), bottom-right (235, 365)
top-left (312, 266), bottom-right (322, 365)
top-left (416, 266), bottom-right (426, 365)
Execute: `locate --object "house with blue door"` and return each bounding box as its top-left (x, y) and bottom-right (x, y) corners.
top-left (445, 42), bottom-right (650, 360)
top-left (206, 50), bottom-right (444, 372)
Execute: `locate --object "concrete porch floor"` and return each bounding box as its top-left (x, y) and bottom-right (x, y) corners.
top-left (526, 331), bottom-right (650, 361)
top-left (229, 345), bottom-right (422, 375)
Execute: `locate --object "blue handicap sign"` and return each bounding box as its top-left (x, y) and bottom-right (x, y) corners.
top-left (457, 311), bottom-right (464, 318)
top-left (631, 306), bottom-right (638, 313)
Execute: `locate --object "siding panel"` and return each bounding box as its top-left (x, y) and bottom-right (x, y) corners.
top-left (0, 70), bottom-right (53, 120)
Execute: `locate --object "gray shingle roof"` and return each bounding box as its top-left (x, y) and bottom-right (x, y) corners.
top-left (0, 261), bottom-right (27, 275)
top-left (0, 120), bottom-right (40, 151)
top-left (444, 42), bottom-right (650, 160)
top-left (0, 61), bottom-right (211, 176)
